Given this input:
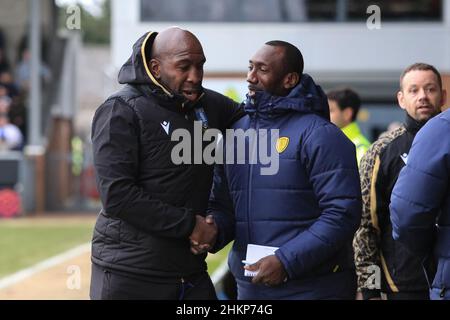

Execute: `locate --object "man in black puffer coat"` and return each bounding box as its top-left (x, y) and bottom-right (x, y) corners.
top-left (89, 27), bottom-right (244, 300)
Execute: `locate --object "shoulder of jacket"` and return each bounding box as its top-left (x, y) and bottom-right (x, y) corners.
top-left (203, 88), bottom-right (237, 106)
top-left (359, 126), bottom-right (406, 172)
top-left (106, 85), bottom-right (143, 107)
top-left (434, 111), bottom-right (450, 129)
top-left (369, 126), bottom-right (407, 156)
top-left (203, 88), bottom-right (224, 99)
top-left (94, 90), bottom-right (141, 123)
top-left (295, 112), bottom-right (330, 128)
top-left (300, 116), bottom-right (344, 148)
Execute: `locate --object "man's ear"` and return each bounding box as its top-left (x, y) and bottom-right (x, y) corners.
top-left (149, 58), bottom-right (160, 79)
top-left (343, 107), bottom-right (354, 123)
top-left (397, 90), bottom-right (406, 111)
top-left (283, 72), bottom-right (300, 90)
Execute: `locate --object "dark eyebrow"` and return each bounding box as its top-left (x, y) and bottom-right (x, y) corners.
top-left (249, 60), bottom-right (268, 67)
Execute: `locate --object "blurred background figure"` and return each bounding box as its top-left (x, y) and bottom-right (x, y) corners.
top-left (327, 87), bottom-right (371, 165)
top-left (0, 47), bottom-right (10, 74)
top-left (0, 70), bottom-right (20, 99)
top-left (0, 110), bottom-right (23, 151)
top-left (0, 95), bottom-right (10, 111)
top-left (15, 48), bottom-right (51, 92)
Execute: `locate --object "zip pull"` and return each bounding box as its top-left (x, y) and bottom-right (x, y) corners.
top-left (178, 277), bottom-right (194, 300)
top-left (440, 287), bottom-right (446, 298)
top-left (178, 277), bottom-right (185, 300)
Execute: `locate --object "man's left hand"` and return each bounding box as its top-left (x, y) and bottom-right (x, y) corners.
top-left (245, 255), bottom-right (288, 287)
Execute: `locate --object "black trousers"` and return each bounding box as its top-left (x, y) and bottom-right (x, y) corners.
top-left (90, 263), bottom-right (217, 300)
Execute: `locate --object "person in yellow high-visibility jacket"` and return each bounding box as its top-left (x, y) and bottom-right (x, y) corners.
top-left (327, 88), bottom-right (371, 165)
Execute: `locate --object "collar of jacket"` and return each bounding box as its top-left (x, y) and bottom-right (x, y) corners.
top-left (404, 113), bottom-right (427, 134)
top-left (243, 73), bottom-right (330, 121)
top-left (137, 83), bottom-right (205, 112)
top-left (342, 122), bottom-right (364, 141)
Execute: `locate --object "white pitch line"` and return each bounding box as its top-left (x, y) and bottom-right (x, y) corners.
top-left (0, 242), bottom-right (91, 290)
top-left (211, 259), bottom-right (230, 286)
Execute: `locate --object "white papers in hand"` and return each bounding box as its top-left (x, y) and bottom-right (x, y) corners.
top-left (243, 244), bottom-right (278, 277)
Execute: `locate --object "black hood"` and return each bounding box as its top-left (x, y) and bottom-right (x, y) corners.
top-left (117, 31), bottom-right (205, 108)
top-left (118, 31), bottom-right (173, 96)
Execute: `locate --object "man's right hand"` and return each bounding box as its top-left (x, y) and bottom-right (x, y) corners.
top-left (189, 215), bottom-right (217, 255)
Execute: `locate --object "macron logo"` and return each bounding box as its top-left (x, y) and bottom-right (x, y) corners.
top-left (400, 153), bottom-right (408, 165)
top-left (161, 121), bottom-right (170, 135)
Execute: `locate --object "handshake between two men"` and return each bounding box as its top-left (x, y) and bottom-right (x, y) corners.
top-left (188, 214), bottom-right (288, 287)
top-left (189, 214), bottom-right (217, 255)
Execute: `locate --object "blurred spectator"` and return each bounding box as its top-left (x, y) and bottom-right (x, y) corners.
top-left (0, 83), bottom-right (26, 142)
top-left (0, 84), bottom-right (8, 98)
top-left (327, 87), bottom-right (371, 165)
top-left (0, 95), bottom-right (12, 112)
top-left (0, 28), bottom-right (5, 49)
top-left (0, 111), bottom-right (23, 151)
top-left (0, 47), bottom-right (10, 74)
top-left (0, 71), bottom-right (19, 99)
top-left (15, 48), bottom-right (51, 92)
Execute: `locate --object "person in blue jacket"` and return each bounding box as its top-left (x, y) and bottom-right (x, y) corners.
top-left (205, 41), bottom-right (362, 299)
top-left (390, 108), bottom-right (450, 300)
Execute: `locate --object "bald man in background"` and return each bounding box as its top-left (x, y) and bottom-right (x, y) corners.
top-left (90, 28), bottom-right (244, 300)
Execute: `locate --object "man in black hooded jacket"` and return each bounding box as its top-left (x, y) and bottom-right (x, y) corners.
top-left (89, 27), bottom-right (244, 300)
